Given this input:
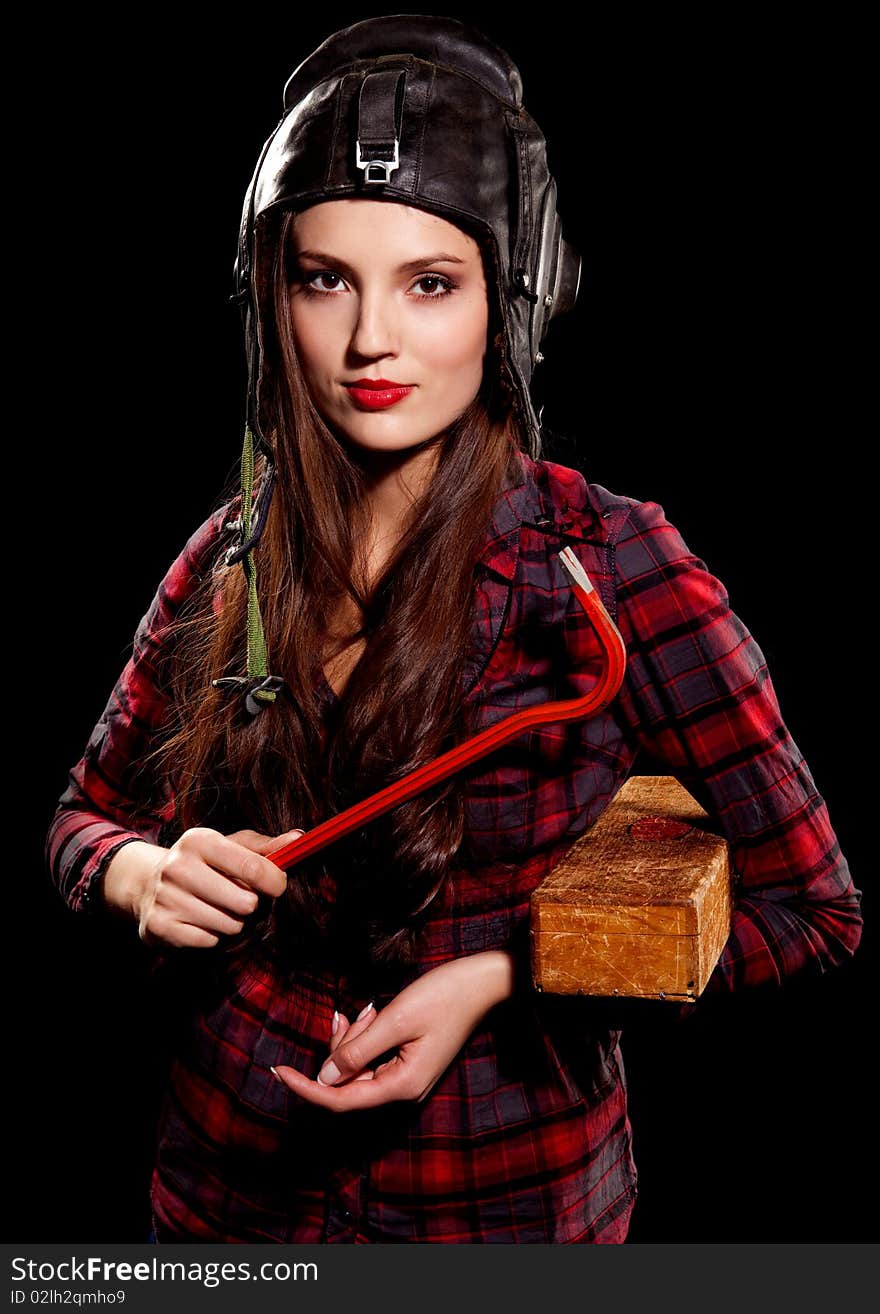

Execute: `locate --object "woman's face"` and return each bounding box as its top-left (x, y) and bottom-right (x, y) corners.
top-left (287, 199), bottom-right (489, 457)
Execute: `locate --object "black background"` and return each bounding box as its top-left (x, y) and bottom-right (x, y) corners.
top-left (22, 8), bottom-right (872, 1243)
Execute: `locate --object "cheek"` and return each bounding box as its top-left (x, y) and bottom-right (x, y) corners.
top-left (422, 303), bottom-right (488, 373)
top-left (287, 300), bottom-right (334, 370)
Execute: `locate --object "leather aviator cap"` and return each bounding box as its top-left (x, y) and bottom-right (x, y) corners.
top-left (232, 13), bottom-right (581, 468)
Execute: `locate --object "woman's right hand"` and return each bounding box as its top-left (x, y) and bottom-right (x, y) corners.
top-left (101, 826), bottom-right (304, 949)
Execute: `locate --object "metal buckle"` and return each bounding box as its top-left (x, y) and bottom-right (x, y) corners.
top-left (356, 137), bottom-right (399, 184)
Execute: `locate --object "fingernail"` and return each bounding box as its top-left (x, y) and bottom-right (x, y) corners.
top-left (317, 1060), bottom-right (340, 1086)
top-left (269, 1066), bottom-right (284, 1085)
top-left (331, 1009), bottom-right (339, 1036)
top-left (356, 1000), bottom-right (374, 1021)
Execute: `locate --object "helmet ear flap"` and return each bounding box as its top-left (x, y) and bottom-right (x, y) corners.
top-left (553, 237), bottom-right (582, 321)
top-left (472, 226), bottom-right (527, 432)
top-left (529, 178), bottom-right (582, 360)
top-left (484, 324), bottom-right (522, 427)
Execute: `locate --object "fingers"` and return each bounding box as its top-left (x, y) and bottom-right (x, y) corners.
top-left (353, 1057), bottom-right (396, 1082)
top-left (330, 1010), bottom-right (350, 1052)
top-left (142, 888), bottom-right (252, 948)
top-left (316, 1003), bottom-right (413, 1088)
top-left (326, 1009), bottom-right (381, 1082)
top-left (228, 828), bottom-right (305, 862)
top-left (328, 1003), bottom-right (374, 1055)
top-left (142, 920), bottom-right (222, 951)
top-left (269, 999), bottom-right (439, 1108)
top-left (139, 826), bottom-right (305, 950)
top-left (173, 827), bottom-right (300, 906)
top-left (222, 827), bottom-right (306, 895)
top-left (271, 1055), bottom-right (417, 1111)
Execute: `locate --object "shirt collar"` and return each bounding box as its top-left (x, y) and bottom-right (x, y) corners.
top-left (472, 464), bottom-right (533, 581)
top-left (473, 451), bottom-right (592, 581)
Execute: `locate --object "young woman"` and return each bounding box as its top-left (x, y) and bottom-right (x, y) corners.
top-left (45, 15), bottom-right (862, 1244)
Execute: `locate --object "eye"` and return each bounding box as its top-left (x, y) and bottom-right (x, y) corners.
top-left (300, 271), bottom-right (345, 296)
top-left (411, 275), bottom-right (457, 299)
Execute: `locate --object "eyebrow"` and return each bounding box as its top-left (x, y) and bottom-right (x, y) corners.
top-left (294, 249), bottom-right (467, 275)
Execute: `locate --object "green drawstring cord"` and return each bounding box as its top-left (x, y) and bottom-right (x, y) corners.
top-left (211, 422), bottom-right (283, 713)
top-left (239, 424), bottom-right (276, 705)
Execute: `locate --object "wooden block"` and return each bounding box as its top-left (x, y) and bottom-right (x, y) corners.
top-left (530, 775), bottom-right (732, 1001)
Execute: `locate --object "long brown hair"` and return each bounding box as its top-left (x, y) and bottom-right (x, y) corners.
top-left (143, 206), bottom-right (529, 985)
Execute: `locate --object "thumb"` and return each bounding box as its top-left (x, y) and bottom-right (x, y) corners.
top-left (271, 827), bottom-right (306, 848)
top-left (242, 828), bottom-right (305, 858)
top-left (265, 829), bottom-right (306, 865)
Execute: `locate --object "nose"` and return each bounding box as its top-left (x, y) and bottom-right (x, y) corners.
top-left (349, 284), bottom-right (399, 360)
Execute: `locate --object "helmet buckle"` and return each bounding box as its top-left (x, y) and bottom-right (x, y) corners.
top-left (355, 67), bottom-right (404, 185)
top-left (356, 136), bottom-right (400, 184)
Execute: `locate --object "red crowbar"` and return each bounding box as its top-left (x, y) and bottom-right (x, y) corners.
top-left (265, 548), bottom-right (626, 873)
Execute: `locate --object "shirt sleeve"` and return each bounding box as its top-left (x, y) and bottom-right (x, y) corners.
top-left (45, 504), bottom-right (232, 916)
top-left (610, 497), bottom-right (863, 994)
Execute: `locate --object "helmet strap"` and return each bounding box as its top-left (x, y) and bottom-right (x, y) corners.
top-left (211, 423), bottom-right (286, 715)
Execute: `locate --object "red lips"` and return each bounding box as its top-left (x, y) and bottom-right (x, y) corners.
top-left (344, 379), bottom-right (415, 411)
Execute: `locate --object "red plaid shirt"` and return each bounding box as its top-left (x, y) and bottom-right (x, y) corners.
top-left (46, 451), bottom-right (862, 1243)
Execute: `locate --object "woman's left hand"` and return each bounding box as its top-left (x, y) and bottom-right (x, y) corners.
top-left (270, 950), bottom-right (514, 1111)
